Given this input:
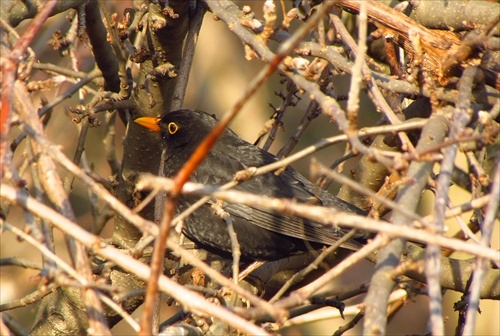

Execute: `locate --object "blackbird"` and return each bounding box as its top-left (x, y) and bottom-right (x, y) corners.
top-left (135, 109), bottom-right (365, 260)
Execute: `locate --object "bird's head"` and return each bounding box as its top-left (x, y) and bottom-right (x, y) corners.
top-left (135, 109), bottom-right (218, 149)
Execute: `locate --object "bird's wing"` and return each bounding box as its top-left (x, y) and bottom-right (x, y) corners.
top-left (223, 202), bottom-right (361, 250)
top-left (189, 145), bottom-right (362, 250)
top-left (232, 142), bottom-right (366, 214)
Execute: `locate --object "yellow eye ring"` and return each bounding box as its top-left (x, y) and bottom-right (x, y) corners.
top-left (167, 122), bottom-right (179, 134)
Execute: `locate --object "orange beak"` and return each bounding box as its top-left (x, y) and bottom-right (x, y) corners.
top-left (134, 116), bottom-right (161, 132)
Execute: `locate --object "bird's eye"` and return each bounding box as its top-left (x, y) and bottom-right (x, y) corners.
top-left (167, 122), bottom-right (179, 135)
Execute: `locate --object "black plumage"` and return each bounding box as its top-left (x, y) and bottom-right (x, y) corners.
top-left (135, 109), bottom-right (365, 260)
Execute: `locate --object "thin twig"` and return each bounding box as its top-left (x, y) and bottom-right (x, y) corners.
top-left (311, 159), bottom-right (424, 225)
top-left (463, 158), bottom-right (500, 335)
top-left (269, 230), bottom-right (359, 303)
top-left (0, 0), bottom-right (58, 179)
top-left (428, 66), bottom-right (478, 335)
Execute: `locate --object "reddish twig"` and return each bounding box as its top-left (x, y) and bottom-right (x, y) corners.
top-left (0, 0), bottom-right (58, 178)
